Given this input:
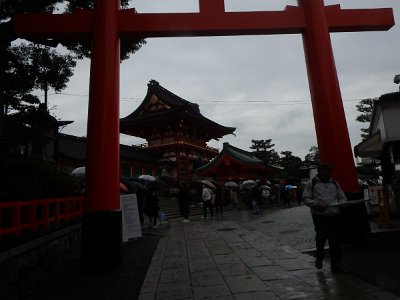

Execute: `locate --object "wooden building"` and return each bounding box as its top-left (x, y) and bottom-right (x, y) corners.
top-left (57, 133), bottom-right (161, 177)
top-left (354, 92), bottom-right (400, 184)
top-left (120, 80), bottom-right (235, 180)
top-left (196, 142), bottom-right (282, 182)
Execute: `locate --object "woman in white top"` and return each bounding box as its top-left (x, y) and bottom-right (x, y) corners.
top-left (202, 185), bottom-right (214, 220)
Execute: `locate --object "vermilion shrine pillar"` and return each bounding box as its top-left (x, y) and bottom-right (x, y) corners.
top-left (300, 0), bottom-right (359, 192)
top-left (81, 0), bottom-right (122, 270)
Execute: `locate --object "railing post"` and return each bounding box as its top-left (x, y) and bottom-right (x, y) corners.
top-left (44, 199), bottom-right (50, 228)
top-left (31, 201), bottom-right (37, 232)
top-left (56, 198), bottom-right (60, 224)
top-left (15, 202), bottom-right (21, 237)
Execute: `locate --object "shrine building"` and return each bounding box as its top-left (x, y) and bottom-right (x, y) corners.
top-left (120, 80), bottom-right (236, 181)
top-left (196, 142), bottom-right (283, 182)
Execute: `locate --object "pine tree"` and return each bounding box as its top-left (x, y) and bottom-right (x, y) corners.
top-left (356, 98), bottom-right (376, 140)
top-left (250, 139), bottom-right (279, 165)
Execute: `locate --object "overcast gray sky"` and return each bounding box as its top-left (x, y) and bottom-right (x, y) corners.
top-left (47, 0), bottom-right (400, 160)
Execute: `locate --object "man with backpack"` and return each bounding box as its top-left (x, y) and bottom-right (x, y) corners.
top-left (302, 163), bottom-right (347, 273)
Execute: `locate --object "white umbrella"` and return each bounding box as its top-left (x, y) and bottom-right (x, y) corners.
top-left (139, 174), bottom-right (156, 181)
top-left (225, 181), bottom-right (239, 188)
top-left (200, 180), bottom-right (216, 189)
top-left (261, 185), bottom-right (271, 190)
top-left (71, 167), bottom-right (85, 177)
top-left (241, 180), bottom-right (257, 189)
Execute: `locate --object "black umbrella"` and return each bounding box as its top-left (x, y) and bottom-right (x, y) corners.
top-left (125, 180), bottom-right (146, 192)
top-left (146, 179), bottom-right (167, 190)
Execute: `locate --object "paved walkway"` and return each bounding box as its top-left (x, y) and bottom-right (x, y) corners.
top-left (247, 206), bottom-right (316, 251)
top-left (139, 220), bottom-right (400, 300)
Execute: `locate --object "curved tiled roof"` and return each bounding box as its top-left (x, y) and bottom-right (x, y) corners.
top-left (120, 80), bottom-right (236, 139)
top-left (197, 142), bottom-right (283, 173)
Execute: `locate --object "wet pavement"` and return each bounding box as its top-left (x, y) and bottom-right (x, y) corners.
top-left (139, 216), bottom-right (400, 300)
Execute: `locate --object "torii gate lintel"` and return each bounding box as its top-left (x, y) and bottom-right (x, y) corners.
top-left (13, 0), bottom-right (395, 269)
top-left (15, 3), bottom-right (394, 38)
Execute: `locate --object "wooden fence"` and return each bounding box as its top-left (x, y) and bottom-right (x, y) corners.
top-left (0, 196), bottom-right (84, 241)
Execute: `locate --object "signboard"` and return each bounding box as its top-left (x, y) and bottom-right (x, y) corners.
top-left (369, 186), bottom-right (384, 206)
top-left (120, 194), bottom-right (142, 242)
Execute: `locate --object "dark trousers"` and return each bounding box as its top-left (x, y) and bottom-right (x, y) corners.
top-left (312, 214), bottom-right (341, 266)
top-left (179, 200), bottom-right (190, 219)
top-left (203, 201), bottom-right (214, 218)
top-left (215, 200), bottom-right (223, 213)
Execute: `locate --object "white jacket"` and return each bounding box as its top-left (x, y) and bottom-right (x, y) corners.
top-left (202, 187), bottom-right (212, 201)
top-left (302, 176), bottom-right (347, 216)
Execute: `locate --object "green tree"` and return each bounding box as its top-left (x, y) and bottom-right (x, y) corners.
top-left (356, 98), bottom-right (376, 140)
top-left (0, 0), bottom-right (146, 116)
top-left (64, 1), bottom-right (146, 61)
top-left (280, 151), bottom-right (302, 183)
top-left (0, 46), bottom-right (40, 116)
top-left (27, 44), bottom-right (77, 109)
top-left (305, 146), bottom-right (320, 162)
top-left (250, 139), bottom-right (279, 165)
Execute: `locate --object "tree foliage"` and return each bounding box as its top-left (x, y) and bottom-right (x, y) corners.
top-left (249, 139), bottom-right (280, 165)
top-left (0, 0), bottom-right (146, 115)
top-left (0, 46), bottom-right (40, 115)
top-left (1, 43), bottom-right (76, 115)
top-left (64, 0), bottom-right (146, 61)
top-left (1, 0), bottom-right (145, 59)
top-left (279, 151), bottom-right (302, 182)
top-left (305, 146), bottom-right (320, 162)
top-left (356, 98), bottom-right (376, 140)
top-left (26, 44), bottom-right (77, 108)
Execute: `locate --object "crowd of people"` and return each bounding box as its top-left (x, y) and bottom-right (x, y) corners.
top-left (173, 178), bottom-right (307, 222)
top-left (120, 176), bottom-right (308, 228)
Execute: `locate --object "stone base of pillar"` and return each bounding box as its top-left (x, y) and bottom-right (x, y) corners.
top-left (81, 210), bottom-right (122, 272)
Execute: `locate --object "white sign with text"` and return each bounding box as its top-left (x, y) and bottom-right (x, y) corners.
top-left (120, 194), bottom-right (142, 242)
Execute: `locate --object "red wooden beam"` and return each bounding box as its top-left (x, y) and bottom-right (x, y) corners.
top-left (325, 5), bottom-right (395, 32)
top-left (199, 0), bottom-right (225, 14)
top-left (14, 9), bottom-right (93, 39)
top-left (14, 5), bottom-right (394, 40)
top-left (118, 8), bottom-right (305, 38)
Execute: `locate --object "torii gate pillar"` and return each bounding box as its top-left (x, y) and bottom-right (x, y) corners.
top-left (300, 0), bottom-right (358, 191)
top-left (80, 0), bottom-right (122, 270)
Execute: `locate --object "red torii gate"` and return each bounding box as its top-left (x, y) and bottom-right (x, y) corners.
top-left (14, 0), bottom-right (394, 268)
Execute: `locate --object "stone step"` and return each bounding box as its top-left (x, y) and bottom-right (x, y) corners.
top-left (158, 197), bottom-right (205, 220)
top-left (158, 198), bottom-right (231, 220)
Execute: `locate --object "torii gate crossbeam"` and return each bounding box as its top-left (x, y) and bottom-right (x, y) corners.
top-left (14, 0), bottom-right (395, 269)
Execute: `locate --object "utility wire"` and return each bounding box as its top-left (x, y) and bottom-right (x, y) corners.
top-left (38, 92), bottom-right (365, 105)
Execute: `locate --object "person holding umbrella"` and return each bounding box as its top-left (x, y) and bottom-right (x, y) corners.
top-left (143, 186), bottom-right (159, 228)
top-left (201, 181), bottom-right (215, 220)
top-left (177, 181), bottom-right (191, 223)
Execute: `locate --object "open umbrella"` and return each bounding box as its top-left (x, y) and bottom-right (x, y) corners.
top-left (285, 185), bottom-right (297, 191)
top-left (120, 182), bottom-right (129, 193)
top-left (139, 174), bottom-right (156, 181)
top-left (125, 179), bottom-right (146, 191)
top-left (241, 180), bottom-right (257, 189)
top-left (200, 180), bottom-right (216, 189)
top-left (261, 185), bottom-right (271, 190)
top-left (225, 181), bottom-right (238, 188)
top-left (71, 166), bottom-right (85, 177)
top-left (146, 179), bottom-right (167, 190)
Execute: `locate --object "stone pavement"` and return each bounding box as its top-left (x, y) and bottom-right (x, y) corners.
top-left (139, 220), bottom-right (400, 300)
top-left (247, 206), bottom-right (316, 251)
